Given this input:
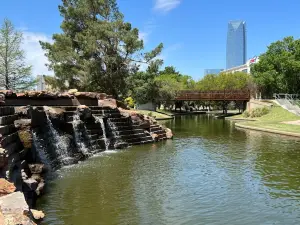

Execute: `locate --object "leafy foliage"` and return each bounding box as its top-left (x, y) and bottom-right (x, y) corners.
top-left (0, 19), bottom-right (35, 91)
top-left (243, 107), bottom-right (270, 118)
top-left (251, 36), bottom-right (300, 97)
top-left (196, 71), bottom-right (252, 91)
top-left (40, 0), bottom-right (163, 97)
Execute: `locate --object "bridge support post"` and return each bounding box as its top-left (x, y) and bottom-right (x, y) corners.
top-left (242, 101), bottom-right (247, 112)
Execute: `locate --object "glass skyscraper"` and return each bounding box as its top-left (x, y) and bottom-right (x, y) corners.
top-left (226, 21), bottom-right (247, 69)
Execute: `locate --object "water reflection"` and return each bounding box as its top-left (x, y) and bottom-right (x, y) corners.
top-left (39, 115), bottom-right (300, 225)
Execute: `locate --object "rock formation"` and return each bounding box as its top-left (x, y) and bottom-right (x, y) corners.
top-left (0, 89), bottom-right (173, 224)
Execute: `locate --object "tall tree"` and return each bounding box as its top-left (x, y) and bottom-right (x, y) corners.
top-left (0, 19), bottom-right (34, 90)
top-left (41, 0), bottom-right (163, 97)
top-left (251, 36), bottom-right (300, 97)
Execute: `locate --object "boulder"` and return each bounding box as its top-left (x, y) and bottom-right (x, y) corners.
top-left (23, 178), bottom-right (38, 192)
top-left (15, 106), bottom-right (30, 117)
top-left (35, 180), bottom-right (45, 196)
top-left (28, 107), bottom-right (47, 128)
top-left (0, 192), bottom-right (36, 225)
top-left (165, 128), bottom-right (173, 139)
top-left (16, 93), bottom-right (26, 98)
top-left (28, 164), bottom-right (45, 174)
top-left (74, 92), bottom-right (98, 99)
top-left (59, 92), bottom-right (73, 98)
top-left (0, 191), bottom-right (28, 214)
top-left (76, 105), bottom-right (92, 120)
top-left (0, 93), bottom-right (5, 104)
top-left (116, 100), bottom-right (130, 110)
top-left (151, 133), bottom-right (159, 142)
top-left (68, 89), bottom-right (78, 95)
top-left (14, 119), bottom-right (32, 149)
top-left (97, 93), bottom-right (107, 100)
top-left (98, 98), bottom-right (117, 109)
top-left (30, 209), bottom-right (45, 220)
top-left (0, 179), bottom-right (16, 197)
top-left (0, 90), bottom-right (16, 97)
top-left (43, 106), bottom-right (65, 118)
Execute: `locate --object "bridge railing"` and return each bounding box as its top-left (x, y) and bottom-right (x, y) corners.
top-left (175, 90), bottom-right (250, 101)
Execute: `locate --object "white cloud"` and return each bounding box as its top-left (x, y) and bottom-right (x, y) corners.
top-left (154, 0), bottom-right (181, 12)
top-left (160, 43), bottom-right (182, 60)
top-left (22, 31), bottom-right (54, 76)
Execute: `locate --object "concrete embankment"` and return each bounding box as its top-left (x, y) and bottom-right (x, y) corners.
top-left (235, 122), bottom-right (300, 138)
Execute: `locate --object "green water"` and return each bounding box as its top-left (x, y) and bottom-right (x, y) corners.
top-left (38, 115), bottom-right (300, 225)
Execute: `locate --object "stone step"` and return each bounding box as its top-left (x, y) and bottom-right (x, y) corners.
top-left (108, 117), bottom-right (131, 122)
top-left (150, 127), bottom-right (162, 132)
top-left (1, 132), bottom-right (20, 148)
top-left (151, 130), bottom-right (166, 135)
top-left (0, 107), bottom-right (15, 116)
top-left (0, 115), bottom-right (18, 125)
top-left (115, 133), bottom-right (149, 140)
top-left (109, 121), bottom-right (132, 126)
top-left (3, 142), bottom-right (23, 156)
top-left (115, 129), bottom-right (145, 136)
top-left (120, 136), bottom-right (153, 143)
top-left (93, 113), bottom-right (122, 118)
top-left (128, 139), bottom-right (154, 146)
top-left (109, 124), bottom-right (141, 131)
top-left (85, 129), bottom-right (103, 135)
top-left (0, 124), bottom-right (17, 136)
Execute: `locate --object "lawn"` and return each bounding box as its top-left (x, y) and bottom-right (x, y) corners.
top-left (237, 105), bottom-right (300, 134)
top-left (134, 110), bottom-right (174, 120)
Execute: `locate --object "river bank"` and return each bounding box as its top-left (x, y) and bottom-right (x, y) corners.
top-left (228, 105), bottom-right (300, 137)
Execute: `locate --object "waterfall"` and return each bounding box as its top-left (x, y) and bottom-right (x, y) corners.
top-left (32, 131), bottom-right (51, 167)
top-left (44, 110), bottom-right (73, 164)
top-left (93, 115), bottom-right (109, 150)
top-left (107, 118), bottom-right (120, 138)
top-left (72, 113), bottom-right (89, 156)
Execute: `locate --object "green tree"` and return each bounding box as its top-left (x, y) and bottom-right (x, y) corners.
top-left (0, 19), bottom-right (35, 91)
top-left (40, 0), bottom-right (163, 97)
top-left (251, 36), bottom-right (300, 97)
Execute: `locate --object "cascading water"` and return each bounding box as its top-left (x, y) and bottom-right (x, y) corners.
top-left (32, 131), bottom-right (51, 167)
top-left (44, 109), bottom-right (73, 165)
top-left (93, 115), bottom-right (109, 150)
top-left (72, 113), bottom-right (89, 156)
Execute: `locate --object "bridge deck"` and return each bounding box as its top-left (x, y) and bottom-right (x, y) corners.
top-left (175, 90), bottom-right (250, 101)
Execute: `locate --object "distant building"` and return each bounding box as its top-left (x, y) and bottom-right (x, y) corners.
top-left (204, 69), bottom-right (224, 75)
top-left (226, 21), bottom-right (247, 69)
top-left (36, 75), bottom-right (46, 91)
top-left (223, 56), bottom-right (259, 74)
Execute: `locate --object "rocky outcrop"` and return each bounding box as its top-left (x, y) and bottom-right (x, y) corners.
top-left (14, 119), bottom-right (32, 149)
top-left (0, 179), bottom-right (16, 197)
top-left (0, 191), bottom-right (39, 224)
top-left (98, 98), bottom-right (117, 109)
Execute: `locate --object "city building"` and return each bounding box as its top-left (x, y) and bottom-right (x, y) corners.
top-left (223, 56), bottom-right (259, 74)
top-left (226, 20), bottom-right (247, 69)
top-left (36, 75), bottom-right (46, 91)
top-left (204, 69), bottom-right (224, 75)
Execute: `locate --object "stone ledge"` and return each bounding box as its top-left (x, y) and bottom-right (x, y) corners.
top-left (0, 132), bottom-right (20, 148)
top-left (235, 122), bottom-right (300, 138)
top-left (0, 124), bottom-right (17, 136)
top-left (0, 107), bottom-right (15, 116)
top-left (0, 115), bottom-right (19, 125)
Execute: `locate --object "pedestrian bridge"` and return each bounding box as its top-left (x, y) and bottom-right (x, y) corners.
top-left (175, 90), bottom-right (251, 101)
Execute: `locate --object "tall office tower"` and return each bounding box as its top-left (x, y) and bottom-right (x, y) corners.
top-left (226, 21), bottom-right (247, 69)
top-left (204, 69), bottom-right (224, 76)
top-left (36, 75), bottom-right (46, 91)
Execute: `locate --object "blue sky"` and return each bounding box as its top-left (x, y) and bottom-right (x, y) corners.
top-left (1, 0), bottom-right (300, 80)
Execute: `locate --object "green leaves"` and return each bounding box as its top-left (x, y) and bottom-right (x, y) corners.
top-left (0, 19), bottom-right (35, 91)
top-left (251, 36), bottom-right (300, 97)
top-left (41, 0), bottom-right (162, 96)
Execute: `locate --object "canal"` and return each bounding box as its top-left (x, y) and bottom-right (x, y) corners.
top-left (38, 115), bottom-right (300, 225)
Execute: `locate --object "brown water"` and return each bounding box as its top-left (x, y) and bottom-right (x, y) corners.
top-left (38, 115), bottom-right (300, 225)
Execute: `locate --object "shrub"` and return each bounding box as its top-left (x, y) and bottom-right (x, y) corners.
top-left (125, 97), bottom-right (135, 108)
top-left (148, 112), bottom-right (153, 117)
top-left (249, 107), bottom-right (270, 118)
top-left (242, 110), bottom-right (250, 118)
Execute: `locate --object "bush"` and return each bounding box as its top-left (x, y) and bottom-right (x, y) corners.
top-left (242, 110), bottom-right (250, 118)
top-left (249, 107), bottom-right (270, 118)
top-left (148, 112), bottom-right (153, 117)
top-left (125, 97), bottom-right (135, 108)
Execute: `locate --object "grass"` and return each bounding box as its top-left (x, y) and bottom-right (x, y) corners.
top-left (237, 105), bottom-right (300, 134)
top-left (134, 110), bottom-right (173, 120)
